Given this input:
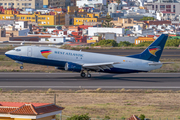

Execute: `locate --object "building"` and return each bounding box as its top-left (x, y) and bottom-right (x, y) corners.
top-left (0, 10), bottom-right (67, 26)
top-left (127, 115), bottom-right (141, 120)
top-left (73, 13), bottom-right (105, 25)
top-left (39, 35), bottom-right (66, 43)
top-left (87, 36), bottom-right (101, 43)
top-left (146, 1), bottom-right (180, 20)
top-left (144, 20), bottom-right (171, 27)
top-left (108, 3), bottom-right (122, 13)
top-left (74, 17), bottom-right (98, 25)
top-left (0, 0), bottom-right (43, 10)
top-left (111, 18), bottom-right (146, 29)
top-left (43, 0), bottom-right (71, 8)
top-left (88, 27), bottom-right (125, 36)
top-left (0, 101), bottom-right (64, 120)
top-left (76, 0), bottom-right (106, 8)
top-left (135, 37), bottom-right (155, 45)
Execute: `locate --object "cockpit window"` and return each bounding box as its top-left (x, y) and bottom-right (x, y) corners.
top-left (15, 49), bottom-right (21, 51)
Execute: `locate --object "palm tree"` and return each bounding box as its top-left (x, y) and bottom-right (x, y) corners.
top-left (116, 0), bottom-right (121, 5)
top-left (102, 15), bottom-right (114, 27)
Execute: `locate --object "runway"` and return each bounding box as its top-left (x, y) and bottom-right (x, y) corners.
top-left (0, 73), bottom-right (180, 90)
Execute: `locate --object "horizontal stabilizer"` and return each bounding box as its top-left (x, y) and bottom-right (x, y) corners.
top-left (148, 62), bottom-right (174, 65)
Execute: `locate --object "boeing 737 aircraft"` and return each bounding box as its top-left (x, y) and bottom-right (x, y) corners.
top-left (5, 34), bottom-right (169, 78)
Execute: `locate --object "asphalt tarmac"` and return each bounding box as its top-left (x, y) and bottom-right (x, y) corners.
top-left (1, 49), bottom-right (180, 59)
top-left (0, 73), bottom-right (180, 90)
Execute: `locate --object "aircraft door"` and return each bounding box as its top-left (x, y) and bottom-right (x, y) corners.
top-left (27, 47), bottom-right (32, 57)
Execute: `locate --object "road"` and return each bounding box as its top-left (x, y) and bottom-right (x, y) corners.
top-left (0, 73), bottom-right (180, 90)
top-left (1, 49), bottom-right (180, 59)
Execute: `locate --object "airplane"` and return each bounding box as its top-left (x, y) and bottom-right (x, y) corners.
top-left (5, 34), bottom-right (170, 78)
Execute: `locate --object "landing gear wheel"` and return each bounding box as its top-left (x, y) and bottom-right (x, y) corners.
top-left (87, 74), bottom-right (91, 78)
top-left (20, 66), bottom-right (24, 69)
top-left (81, 72), bottom-right (86, 78)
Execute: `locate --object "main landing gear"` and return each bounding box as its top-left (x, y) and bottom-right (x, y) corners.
top-left (80, 71), bottom-right (91, 78)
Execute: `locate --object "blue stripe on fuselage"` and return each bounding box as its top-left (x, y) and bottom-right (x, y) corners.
top-left (5, 54), bottom-right (147, 73)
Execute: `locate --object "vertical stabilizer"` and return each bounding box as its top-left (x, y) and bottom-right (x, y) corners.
top-left (127, 34), bottom-right (168, 62)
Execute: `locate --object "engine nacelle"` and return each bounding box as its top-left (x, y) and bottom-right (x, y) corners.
top-left (55, 67), bottom-right (65, 70)
top-left (64, 62), bottom-right (82, 72)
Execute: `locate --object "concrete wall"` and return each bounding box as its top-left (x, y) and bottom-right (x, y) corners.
top-left (19, 29), bottom-right (29, 36)
top-left (88, 27), bottom-right (125, 36)
top-left (116, 36), bottom-right (136, 43)
top-left (40, 37), bottom-right (66, 43)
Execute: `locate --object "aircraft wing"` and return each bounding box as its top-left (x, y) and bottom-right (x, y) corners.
top-left (82, 62), bottom-right (120, 71)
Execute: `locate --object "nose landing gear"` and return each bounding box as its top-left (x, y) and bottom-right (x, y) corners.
top-left (15, 61), bottom-right (24, 69)
top-left (20, 66), bottom-right (24, 69)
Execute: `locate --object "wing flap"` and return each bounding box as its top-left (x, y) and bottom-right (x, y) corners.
top-left (82, 62), bottom-right (120, 71)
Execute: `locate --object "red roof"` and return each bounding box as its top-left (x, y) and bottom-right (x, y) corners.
top-left (0, 102), bottom-right (64, 115)
top-left (78, 25), bottom-right (92, 29)
top-left (127, 115), bottom-right (141, 120)
top-left (0, 102), bottom-right (50, 107)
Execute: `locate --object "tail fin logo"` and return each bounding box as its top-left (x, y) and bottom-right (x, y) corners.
top-left (41, 50), bottom-right (52, 58)
top-left (148, 46), bottom-right (161, 56)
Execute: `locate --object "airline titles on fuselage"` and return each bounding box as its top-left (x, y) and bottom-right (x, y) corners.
top-left (54, 51), bottom-right (83, 57)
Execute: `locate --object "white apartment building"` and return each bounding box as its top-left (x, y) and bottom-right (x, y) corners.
top-left (76, 0), bottom-right (106, 8)
top-left (88, 27), bottom-right (125, 36)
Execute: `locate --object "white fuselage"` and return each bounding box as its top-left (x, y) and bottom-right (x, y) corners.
top-left (5, 46), bottom-right (162, 73)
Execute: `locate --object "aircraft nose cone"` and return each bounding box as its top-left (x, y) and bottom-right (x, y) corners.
top-left (5, 51), bottom-right (11, 56)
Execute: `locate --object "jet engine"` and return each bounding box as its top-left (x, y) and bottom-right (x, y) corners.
top-left (64, 62), bottom-right (82, 72)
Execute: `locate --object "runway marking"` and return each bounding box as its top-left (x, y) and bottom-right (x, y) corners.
top-left (1, 86), bottom-right (180, 89)
top-left (0, 73), bottom-right (179, 75)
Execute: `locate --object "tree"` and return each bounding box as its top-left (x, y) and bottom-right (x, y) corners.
top-left (102, 15), bottom-right (114, 28)
top-left (140, 16), bottom-right (155, 21)
top-left (91, 40), bottom-right (118, 47)
top-left (139, 114), bottom-right (145, 120)
top-left (116, 0), bottom-right (121, 5)
top-left (66, 113), bottom-right (90, 120)
top-left (118, 41), bottom-right (134, 47)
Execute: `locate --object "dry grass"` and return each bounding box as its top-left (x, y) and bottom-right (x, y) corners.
top-left (0, 91), bottom-right (180, 119)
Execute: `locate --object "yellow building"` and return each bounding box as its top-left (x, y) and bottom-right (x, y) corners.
top-left (0, 102), bottom-right (64, 120)
top-left (0, 10), bottom-right (66, 26)
top-left (74, 17), bottom-right (97, 25)
top-left (87, 36), bottom-right (101, 43)
top-left (135, 37), bottom-right (155, 45)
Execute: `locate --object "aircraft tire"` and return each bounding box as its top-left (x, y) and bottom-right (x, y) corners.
top-left (81, 72), bottom-right (86, 78)
top-left (20, 66), bottom-right (24, 69)
top-left (87, 74), bottom-right (91, 78)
